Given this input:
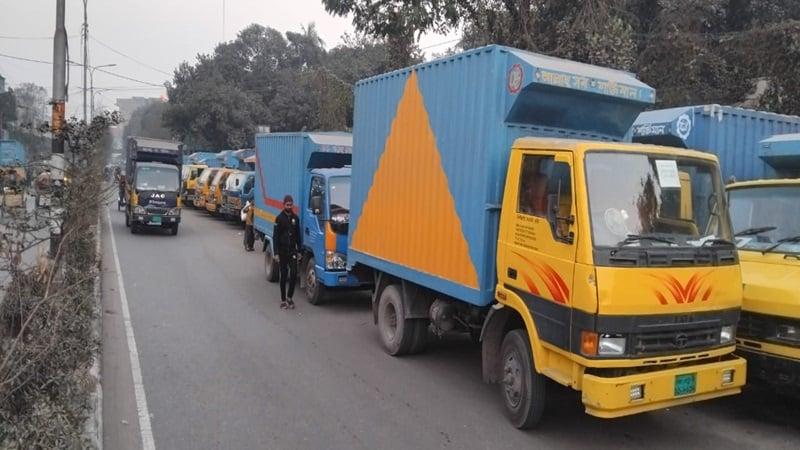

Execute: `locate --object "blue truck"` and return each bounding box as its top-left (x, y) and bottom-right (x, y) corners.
top-left (253, 132), bottom-right (366, 304)
top-left (631, 105), bottom-right (800, 181)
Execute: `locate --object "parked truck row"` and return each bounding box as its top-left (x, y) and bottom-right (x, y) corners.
top-left (127, 44), bottom-right (800, 427)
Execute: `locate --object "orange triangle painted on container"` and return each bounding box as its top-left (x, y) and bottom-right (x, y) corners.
top-left (351, 72), bottom-right (479, 289)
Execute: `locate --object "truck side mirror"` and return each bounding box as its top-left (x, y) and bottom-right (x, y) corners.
top-left (235, 178), bottom-right (240, 187)
top-left (310, 195), bottom-right (323, 215)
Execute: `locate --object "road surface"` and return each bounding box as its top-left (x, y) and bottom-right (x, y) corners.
top-left (101, 205), bottom-right (800, 450)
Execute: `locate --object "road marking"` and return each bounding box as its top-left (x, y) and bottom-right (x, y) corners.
top-left (106, 209), bottom-right (156, 450)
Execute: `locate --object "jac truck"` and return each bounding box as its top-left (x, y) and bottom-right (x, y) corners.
top-left (347, 45), bottom-right (746, 427)
top-left (728, 178), bottom-right (800, 395)
top-left (253, 132), bottom-right (368, 304)
top-left (124, 137), bottom-right (183, 235)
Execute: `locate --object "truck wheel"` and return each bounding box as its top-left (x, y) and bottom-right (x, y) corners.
top-left (125, 211), bottom-right (130, 227)
top-left (305, 257), bottom-right (327, 305)
top-left (170, 224), bottom-right (179, 236)
top-left (500, 329), bottom-right (546, 429)
top-left (264, 244), bottom-right (279, 282)
top-left (130, 223), bottom-right (138, 234)
top-left (377, 284), bottom-right (428, 356)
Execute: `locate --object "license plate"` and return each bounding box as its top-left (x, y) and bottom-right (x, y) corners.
top-left (674, 373), bottom-right (696, 397)
top-left (150, 216), bottom-right (162, 225)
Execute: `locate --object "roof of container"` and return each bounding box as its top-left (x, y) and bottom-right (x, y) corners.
top-left (356, 44), bottom-right (654, 102)
top-left (761, 133), bottom-right (800, 143)
top-left (129, 136), bottom-right (182, 151)
top-left (255, 132), bottom-right (353, 148)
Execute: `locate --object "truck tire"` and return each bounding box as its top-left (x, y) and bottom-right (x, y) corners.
top-left (130, 223), bottom-right (138, 234)
top-left (304, 257), bottom-right (327, 305)
top-left (170, 224), bottom-right (179, 236)
top-left (500, 329), bottom-right (546, 429)
top-left (125, 211), bottom-right (130, 227)
top-left (264, 244), bottom-right (279, 282)
top-left (377, 284), bottom-right (428, 356)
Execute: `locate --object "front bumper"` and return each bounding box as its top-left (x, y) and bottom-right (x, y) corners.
top-left (737, 344), bottom-right (800, 390)
top-left (581, 353), bottom-right (746, 418)
top-left (316, 265), bottom-right (369, 289)
top-left (219, 204), bottom-right (241, 217)
top-left (133, 213), bottom-right (181, 226)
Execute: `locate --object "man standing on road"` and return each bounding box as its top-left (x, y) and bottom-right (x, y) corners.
top-left (243, 201), bottom-right (255, 251)
top-left (273, 195), bottom-right (300, 309)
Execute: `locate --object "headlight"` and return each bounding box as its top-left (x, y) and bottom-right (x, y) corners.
top-left (325, 251), bottom-right (346, 270)
top-left (720, 325), bottom-right (735, 344)
top-left (598, 334), bottom-right (626, 356)
top-left (167, 207), bottom-right (181, 216)
top-left (331, 212), bottom-right (349, 224)
top-left (776, 324), bottom-right (800, 344)
top-left (134, 206), bottom-right (147, 215)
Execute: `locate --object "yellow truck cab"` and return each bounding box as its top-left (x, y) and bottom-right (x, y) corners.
top-left (194, 167), bottom-right (218, 209)
top-left (182, 164), bottom-right (207, 205)
top-left (205, 168), bottom-right (233, 215)
top-left (728, 179), bottom-right (800, 394)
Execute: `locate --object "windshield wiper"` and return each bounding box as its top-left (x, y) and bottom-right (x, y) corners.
top-left (762, 235), bottom-right (800, 255)
top-left (619, 234), bottom-right (676, 247)
top-left (734, 226), bottom-right (777, 237)
top-left (702, 238), bottom-right (736, 247)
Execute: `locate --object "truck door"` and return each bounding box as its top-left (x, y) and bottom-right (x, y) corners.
top-left (504, 151), bottom-right (578, 350)
top-left (304, 175), bottom-right (326, 259)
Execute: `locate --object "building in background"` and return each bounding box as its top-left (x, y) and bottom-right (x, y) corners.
top-left (115, 96), bottom-right (159, 121)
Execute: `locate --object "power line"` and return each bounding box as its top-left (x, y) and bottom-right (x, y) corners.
top-left (90, 35), bottom-right (173, 77)
top-left (0, 34), bottom-right (80, 40)
top-left (0, 53), bottom-right (164, 88)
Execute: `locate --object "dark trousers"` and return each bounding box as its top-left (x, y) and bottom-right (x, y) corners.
top-left (278, 254), bottom-right (297, 301)
top-left (244, 224), bottom-right (254, 249)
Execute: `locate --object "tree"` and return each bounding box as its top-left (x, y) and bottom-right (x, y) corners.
top-left (11, 83), bottom-right (48, 127)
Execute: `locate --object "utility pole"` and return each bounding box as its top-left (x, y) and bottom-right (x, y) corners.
top-left (50, 0), bottom-right (68, 257)
top-left (82, 0), bottom-right (89, 121)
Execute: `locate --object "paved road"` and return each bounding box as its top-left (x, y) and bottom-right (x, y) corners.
top-left (102, 206), bottom-right (799, 450)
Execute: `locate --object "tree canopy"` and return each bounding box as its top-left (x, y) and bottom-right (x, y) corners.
top-left (323, 0), bottom-right (800, 114)
top-left (164, 24), bottom-right (395, 149)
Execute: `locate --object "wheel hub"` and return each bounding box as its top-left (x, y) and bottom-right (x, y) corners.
top-left (502, 352), bottom-right (523, 408)
top-left (383, 302), bottom-right (397, 342)
top-left (306, 265), bottom-right (316, 297)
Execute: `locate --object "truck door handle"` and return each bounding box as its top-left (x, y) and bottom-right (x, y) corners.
top-left (305, 227), bottom-right (310, 235)
top-left (507, 268), bottom-right (517, 279)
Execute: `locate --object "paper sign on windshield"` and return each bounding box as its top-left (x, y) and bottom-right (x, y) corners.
top-left (655, 160), bottom-right (681, 188)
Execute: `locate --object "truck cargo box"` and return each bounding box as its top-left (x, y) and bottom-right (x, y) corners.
top-left (253, 132), bottom-right (351, 237)
top-left (759, 133), bottom-right (800, 177)
top-left (126, 136), bottom-right (183, 177)
top-left (632, 105), bottom-right (800, 181)
top-left (348, 45), bottom-right (655, 307)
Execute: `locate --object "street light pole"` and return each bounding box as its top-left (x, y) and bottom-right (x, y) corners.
top-left (89, 63), bottom-right (116, 118)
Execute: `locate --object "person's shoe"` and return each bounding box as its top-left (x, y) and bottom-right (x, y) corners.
top-left (280, 301), bottom-right (288, 310)
top-left (287, 299), bottom-right (295, 309)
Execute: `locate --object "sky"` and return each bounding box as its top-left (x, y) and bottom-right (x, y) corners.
top-left (0, 0), bottom-right (456, 118)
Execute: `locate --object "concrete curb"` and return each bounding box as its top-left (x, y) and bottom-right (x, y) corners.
top-left (83, 216), bottom-right (103, 449)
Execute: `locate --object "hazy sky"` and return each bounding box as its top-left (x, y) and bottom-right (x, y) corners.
top-left (0, 0), bottom-right (454, 118)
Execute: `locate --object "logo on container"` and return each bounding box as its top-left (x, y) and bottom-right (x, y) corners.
top-left (676, 113), bottom-right (692, 140)
top-left (508, 64), bottom-right (524, 94)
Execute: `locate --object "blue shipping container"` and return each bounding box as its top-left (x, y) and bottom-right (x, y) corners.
top-left (348, 45), bottom-right (655, 307)
top-left (0, 140), bottom-right (27, 166)
top-left (631, 105), bottom-right (800, 181)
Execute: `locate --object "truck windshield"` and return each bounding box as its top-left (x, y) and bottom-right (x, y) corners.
top-left (197, 169), bottom-right (214, 185)
top-left (585, 152), bottom-right (731, 247)
top-left (136, 166), bottom-right (179, 191)
top-left (329, 177), bottom-right (350, 213)
top-left (729, 185), bottom-right (800, 254)
top-left (226, 173), bottom-right (247, 190)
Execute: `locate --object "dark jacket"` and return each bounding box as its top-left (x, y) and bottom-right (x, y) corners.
top-left (273, 210), bottom-right (300, 256)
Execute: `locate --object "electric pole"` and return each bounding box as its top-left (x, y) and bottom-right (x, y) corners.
top-left (82, 0), bottom-right (89, 121)
top-left (50, 0), bottom-right (68, 257)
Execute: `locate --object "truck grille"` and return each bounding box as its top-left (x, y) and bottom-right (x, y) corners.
top-left (737, 312), bottom-right (770, 340)
top-left (146, 206), bottom-right (170, 215)
top-left (630, 326), bottom-right (719, 356)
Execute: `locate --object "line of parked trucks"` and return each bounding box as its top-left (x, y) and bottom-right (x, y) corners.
top-left (134, 45), bottom-right (798, 429)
